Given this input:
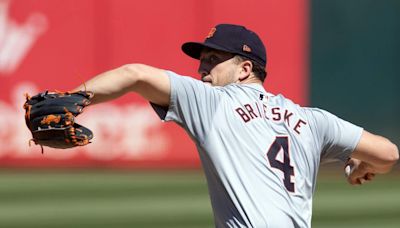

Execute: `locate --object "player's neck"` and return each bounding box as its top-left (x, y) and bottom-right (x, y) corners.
top-left (238, 75), bottom-right (263, 85)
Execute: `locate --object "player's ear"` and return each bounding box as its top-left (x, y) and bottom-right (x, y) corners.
top-left (238, 60), bottom-right (253, 81)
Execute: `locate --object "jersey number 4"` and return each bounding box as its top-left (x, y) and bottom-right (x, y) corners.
top-left (267, 136), bottom-right (295, 192)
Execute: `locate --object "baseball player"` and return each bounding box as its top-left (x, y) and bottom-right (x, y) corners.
top-left (72, 24), bottom-right (398, 227)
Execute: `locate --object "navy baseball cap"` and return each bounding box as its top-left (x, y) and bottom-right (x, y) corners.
top-left (182, 24), bottom-right (267, 67)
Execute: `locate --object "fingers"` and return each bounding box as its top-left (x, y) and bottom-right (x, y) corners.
top-left (349, 172), bottom-right (376, 185)
top-left (345, 158), bottom-right (377, 185)
top-left (365, 172), bottom-right (375, 181)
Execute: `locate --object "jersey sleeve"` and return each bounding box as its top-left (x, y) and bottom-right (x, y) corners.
top-left (305, 108), bottom-right (363, 163)
top-left (151, 71), bottom-right (222, 142)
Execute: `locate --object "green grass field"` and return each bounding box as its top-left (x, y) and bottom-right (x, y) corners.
top-left (0, 169), bottom-right (398, 228)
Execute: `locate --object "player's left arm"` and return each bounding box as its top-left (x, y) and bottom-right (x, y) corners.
top-left (74, 64), bottom-right (170, 106)
top-left (346, 130), bottom-right (399, 185)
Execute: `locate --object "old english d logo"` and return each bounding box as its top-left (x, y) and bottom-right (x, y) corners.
top-left (206, 27), bottom-right (216, 39)
top-left (243, 44), bottom-right (252, 52)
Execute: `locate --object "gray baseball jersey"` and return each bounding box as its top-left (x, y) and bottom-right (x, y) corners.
top-left (151, 71), bottom-right (363, 228)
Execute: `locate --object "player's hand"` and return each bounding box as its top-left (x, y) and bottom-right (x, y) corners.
top-left (344, 158), bottom-right (376, 185)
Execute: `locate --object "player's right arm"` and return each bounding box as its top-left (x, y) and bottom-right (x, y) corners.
top-left (307, 108), bottom-right (398, 185)
top-left (74, 64), bottom-right (170, 107)
top-left (346, 130), bottom-right (398, 185)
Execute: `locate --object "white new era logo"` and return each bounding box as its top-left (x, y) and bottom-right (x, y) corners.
top-left (0, 0), bottom-right (48, 75)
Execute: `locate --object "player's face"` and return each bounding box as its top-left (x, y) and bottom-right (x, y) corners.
top-left (198, 49), bottom-right (239, 86)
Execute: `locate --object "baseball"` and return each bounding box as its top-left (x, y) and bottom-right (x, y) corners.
top-left (344, 165), bottom-right (352, 177)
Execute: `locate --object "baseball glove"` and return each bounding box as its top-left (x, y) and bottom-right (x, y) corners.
top-left (23, 90), bottom-right (94, 152)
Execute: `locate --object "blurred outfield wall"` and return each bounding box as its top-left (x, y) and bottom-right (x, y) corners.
top-left (311, 0), bottom-right (400, 147)
top-left (0, 0), bottom-right (307, 168)
top-left (0, 0), bottom-right (398, 169)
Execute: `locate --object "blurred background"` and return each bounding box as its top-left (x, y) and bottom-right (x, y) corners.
top-left (0, 0), bottom-right (399, 227)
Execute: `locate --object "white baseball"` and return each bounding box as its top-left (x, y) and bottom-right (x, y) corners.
top-left (344, 165), bottom-right (352, 177)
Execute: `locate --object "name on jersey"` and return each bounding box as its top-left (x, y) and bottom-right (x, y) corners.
top-left (235, 102), bottom-right (307, 134)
